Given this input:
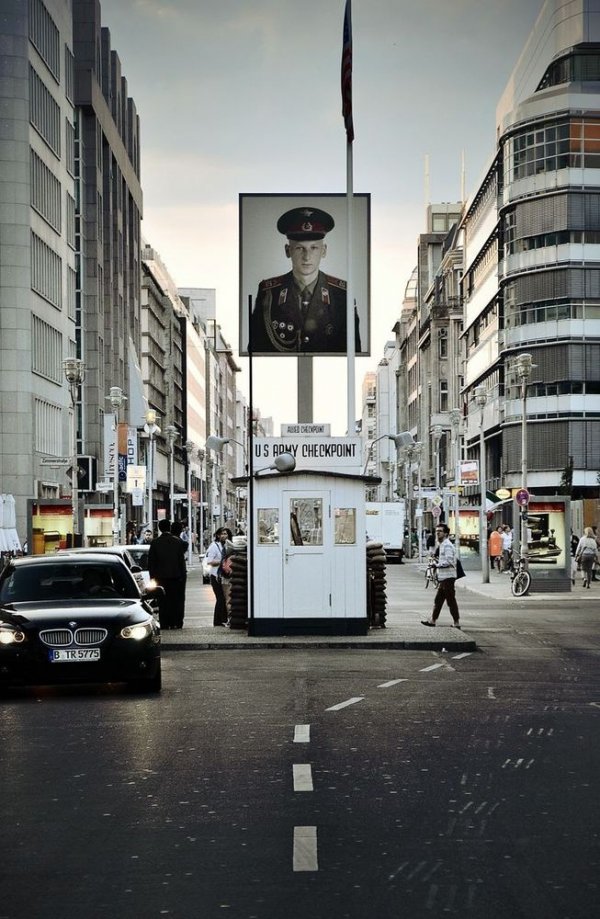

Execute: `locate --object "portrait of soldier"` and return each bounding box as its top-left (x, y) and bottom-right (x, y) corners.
top-left (249, 206), bottom-right (362, 354)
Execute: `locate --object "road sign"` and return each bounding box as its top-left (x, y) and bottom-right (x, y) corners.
top-left (431, 505), bottom-right (442, 518)
top-left (40, 457), bottom-right (69, 467)
top-left (516, 488), bottom-right (530, 507)
top-left (431, 494), bottom-right (443, 507)
top-left (96, 480), bottom-right (113, 493)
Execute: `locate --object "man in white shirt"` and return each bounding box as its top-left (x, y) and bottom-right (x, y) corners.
top-left (421, 524), bottom-right (461, 629)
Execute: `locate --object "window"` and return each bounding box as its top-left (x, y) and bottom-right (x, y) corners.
top-left (257, 509), bottom-right (278, 545)
top-left (290, 498), bottom-right (323, 546)
top-left (440, 380), bottom-right (449, 412)
top-left (32, 315), bottom-right (62, 382)
top-left (29, 0), bottom-right (60, 82)
top-left (31, 231), bottom-right (62, 309)
top-left (29, 66), bottom-right (60, 157)
top-left (334, 508), bottom-right (356, 545)
top-left (35, 398), bottom-right (62, 455)
top-left (30, 149), bottom-right (61, 232)
top-left (438, 328), bottom-right (448, 359)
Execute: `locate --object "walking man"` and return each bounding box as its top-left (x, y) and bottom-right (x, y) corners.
top-left (421, 523), bottom-right (461, 629)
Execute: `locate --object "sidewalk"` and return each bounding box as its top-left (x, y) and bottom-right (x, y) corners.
top-left (159, 557), bottom-right (589, 653)
top-left (160, 561), bottom-right (476, 652)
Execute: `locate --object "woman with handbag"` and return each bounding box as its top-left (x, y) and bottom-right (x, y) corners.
top-left (575, 527), bottom-right (599, 589)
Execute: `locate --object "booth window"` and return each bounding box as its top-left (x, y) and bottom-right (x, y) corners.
top-left (334, 508), bottom-right (356, 545)
top-left (257, 509), bottom-right (279, 545)
top-left (290, 498), bottom-right (323, 546)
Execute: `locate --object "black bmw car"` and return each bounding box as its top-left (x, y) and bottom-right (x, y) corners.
top-left (0, 554), bottom-right (161, 692)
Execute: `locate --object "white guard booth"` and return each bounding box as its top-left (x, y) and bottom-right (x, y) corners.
top-left (250, 467), bottom-right (376, 636)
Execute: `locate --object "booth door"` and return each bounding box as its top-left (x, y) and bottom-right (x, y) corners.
top-left (283, 491), bottom-right (331, 617)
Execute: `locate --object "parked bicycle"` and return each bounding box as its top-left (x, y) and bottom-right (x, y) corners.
top-left (424, 557), bottom-right (439, 589)
top-left (510, 554), bottom-right (531, 597)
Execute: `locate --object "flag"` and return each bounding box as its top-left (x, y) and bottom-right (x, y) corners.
top-left (341, 0), bottom-right (354, 143)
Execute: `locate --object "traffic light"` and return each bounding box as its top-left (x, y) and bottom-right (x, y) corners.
top-left (77, 456), bottom-right (97, 492)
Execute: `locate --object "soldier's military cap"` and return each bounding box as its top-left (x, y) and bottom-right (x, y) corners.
top-left (277, 207), bottom-right (335, 241)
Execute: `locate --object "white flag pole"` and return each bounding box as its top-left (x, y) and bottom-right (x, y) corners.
top-left (342, 0), bottom-right (355, 435)
top-left (346, 141), bottom-right (355, 435)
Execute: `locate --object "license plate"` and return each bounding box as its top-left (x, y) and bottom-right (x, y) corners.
top-left (50, 649), bottom-right (101, 662)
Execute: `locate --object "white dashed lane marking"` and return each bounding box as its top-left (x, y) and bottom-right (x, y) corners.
top-left (420, 663), bottom-right (445, 673)
top-left (326, 697), bottom-right (365, 711)
top-left (378, 679), bottom-right (408, 688)
top-left (294, 724), bottom-right (310, 743)
top-left (293, 764), bottom-right (314, 792)
top-left (453, 652), bottom-right (472, 660)
top-left (293, 826), bottom-right (318, 872)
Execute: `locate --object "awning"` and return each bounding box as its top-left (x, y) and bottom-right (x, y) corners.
top-left (0, 494), bottom-right (22, 553)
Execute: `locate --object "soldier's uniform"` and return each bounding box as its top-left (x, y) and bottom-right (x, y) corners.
top-left (249, 205), bottom-right (362, 355)
top-left (251, 270), bottom-right (361, 353)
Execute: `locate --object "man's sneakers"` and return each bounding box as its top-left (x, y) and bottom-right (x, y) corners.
top-left (420, 619), bottom-right (462, 629)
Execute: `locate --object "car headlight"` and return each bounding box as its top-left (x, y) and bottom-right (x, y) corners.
top-left (0, 628), bottom-right (25, 645)
top-left (120, 619), bottom-right (154, 641)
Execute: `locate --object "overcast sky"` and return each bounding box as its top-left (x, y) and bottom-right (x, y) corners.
top-left (99, 0), bottom-right (542, 434)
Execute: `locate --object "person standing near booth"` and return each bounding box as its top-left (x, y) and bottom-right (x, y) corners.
top-left (148, 519), bottom-right (187, 630)
top-left (205, 528), bottom-right (229, 626)
top-left (488, 526), bottom-right (503, 572)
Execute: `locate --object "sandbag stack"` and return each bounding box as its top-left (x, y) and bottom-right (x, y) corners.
top-left (228, 550), bottom-right (248, 629)
top-left (366, 540), bottom-right (387, 628)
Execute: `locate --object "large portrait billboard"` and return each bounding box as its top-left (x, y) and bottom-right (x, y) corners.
top-left (239, 193), bottom-right (370, 356)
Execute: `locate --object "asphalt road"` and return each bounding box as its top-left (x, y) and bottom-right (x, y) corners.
top-left (1, 573), bottom-right (599, 919)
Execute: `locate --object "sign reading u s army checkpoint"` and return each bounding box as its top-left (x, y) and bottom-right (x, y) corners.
top-left (253, 436), bottom-right (362, 472)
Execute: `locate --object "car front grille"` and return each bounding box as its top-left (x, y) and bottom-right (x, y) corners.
top-left (39, 629), bottom-right (72, 647)
top-left (39, 628), bottom-right (108, 647)
top-left (74, 628), bottom-right (107, 645)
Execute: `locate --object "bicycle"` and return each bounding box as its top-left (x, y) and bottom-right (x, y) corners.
top-left (424, 557), bottom-right (439, 590)
top-left (510, 554), bottom-right (531, 597)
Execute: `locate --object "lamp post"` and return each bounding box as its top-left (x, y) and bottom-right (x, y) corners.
top-left (165, 424), bottom-right (178, 521)
top-left (413, 442), bottom-right (423, 561)
top-left (515, 353), bottom-right (535, 566)
top-left (197, 447), bottom-right (205, 552)
top-left (431, 425), bottom-right (444, 491)
top-left (474, 385), bottom-right (488, 583)
top-left (106, 386), bottom-right (126, 545)
top-left (449, 408), bottom-right (462, 559)
top-left (184, 440), bottom-right (194, 567)
top-left (144, 409), bottom-right (161, 537)
top-left (63, 358), bottom-right (85, 547)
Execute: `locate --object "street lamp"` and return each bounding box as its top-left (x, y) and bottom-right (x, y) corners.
top-left (206, 435), bottom-right (249, 529)
top-left (363, 431), bottom-right (414, 476)
top-left (474, 385), bottom-right (488, 583)
top-left (143, 409), bottom-right (161, 537)
top-left (63, 358), bottom-right (85, 547)
top-left (165, 424), bottom-right (178, 521)
top-left (449, 408), bottom-right (462, 559)
top-left (515, 352), bottom-right (535, 567)
top-left (106, 386), bottom-right (127, 545)
top-left (205, 434), bottom-right (248, 473)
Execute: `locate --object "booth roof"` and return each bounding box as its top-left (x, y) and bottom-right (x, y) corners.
top-left (231, 470), bottom-right (382, 486)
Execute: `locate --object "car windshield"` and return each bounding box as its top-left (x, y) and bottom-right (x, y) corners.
top-left (0, 561), bottom-right (138, 604)
top-left (127, 548), bottom-right (148, 567)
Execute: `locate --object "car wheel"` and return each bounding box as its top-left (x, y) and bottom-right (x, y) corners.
top-left (129, 661), bottom-right (161, 693)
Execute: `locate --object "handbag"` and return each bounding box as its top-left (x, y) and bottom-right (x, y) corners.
top-left (221, 555), bottom-right (233, 577)
top-left (455, 558), bottom-right (466, 579)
